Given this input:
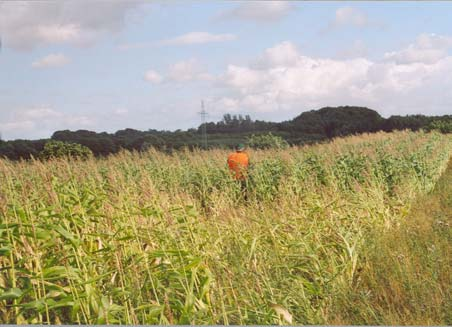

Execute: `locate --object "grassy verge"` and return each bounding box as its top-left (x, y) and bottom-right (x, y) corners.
top-left (335, 159), bottom-right (452, 324)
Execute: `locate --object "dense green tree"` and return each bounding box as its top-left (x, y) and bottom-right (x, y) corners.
top-left (284, 106), bottom-right (383, 137)
top-left (0, 140), bottom-right (45, 160)
top-left (40, 140), bottom-right (92, 159)
top-left (382, 115), bottom-right (433, 132)
top-left (426, 120), bottom-right (452, 133)
top-left (247, 133), bottom-right (289, 150)
top-left (52, 130), bottom-right (119, 156)
top-left (1, 106), bottom-right (451, 161)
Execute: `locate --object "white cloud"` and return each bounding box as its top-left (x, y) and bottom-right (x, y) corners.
top-left (145, 59), bottom-right (213, 84)
top-left (222, 42), bottom-right (372, 100)
top-left (210, 37), bottom-right (452, 117)
top-left (115, 108), bottom-right (129, 115)
top-left (0, 121), bottom-right (36, 135)
top-left (384, 33), bottom-right (452, 64)
top-left (322, 7), bottom-right (383, 34)
top-left (66, 116), bottom-right (93, 127)
top-left (18, 108), bottom-right (64, 120)
top-left (0, 108), bottom-right (94, 140)
top-left (336, 40), bottom-right (368, 59)
top-left (117, 42), bottom-right (148, 51)
top-left (416, 33), bottom-right (452, 49)
top-left (159, 32), bottom-right (236, 46)
top-left (120, 32), bottom-right (236, 51)
top-left (32, 53), bottom-right (70, 68)
top-left (334, 7), bottom-right (368, 27)
top-left (144, 70), bottom-right (163, 84)
top-left (219, 1), bottom-right (294, 22)
top-left (222, 65), bottom-right (268, 93)
top-left (0, 1), bottom-right (141, 50)
top-left (255, 41), bottom-right (299, 68)
top-left (168, 59), bottom-right (203, 82)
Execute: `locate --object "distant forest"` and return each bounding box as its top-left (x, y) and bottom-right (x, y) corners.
top-left (1, 106), bottom-right (451, 160)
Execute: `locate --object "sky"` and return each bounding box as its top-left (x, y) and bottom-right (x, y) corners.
top-left (1, 1), bottom-right (452, 140)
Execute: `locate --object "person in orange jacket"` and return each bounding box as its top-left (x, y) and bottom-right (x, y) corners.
top-left (227, 143), bottom-right (249, 199)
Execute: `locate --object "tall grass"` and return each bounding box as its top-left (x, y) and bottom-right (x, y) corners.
top-left (0, 130), bottom-right (451, 324)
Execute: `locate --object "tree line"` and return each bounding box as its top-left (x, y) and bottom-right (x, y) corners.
top-left (1, 106), bottom-right (451, 160)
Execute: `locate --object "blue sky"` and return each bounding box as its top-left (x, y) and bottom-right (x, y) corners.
top-left (1, 1), bottom-right (452, 140)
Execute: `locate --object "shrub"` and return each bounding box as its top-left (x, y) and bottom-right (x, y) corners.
top-left (40, 140), bottom-right (93, 160)
top-left (426, 120), bottom-right (452, 134)
top-left (247, 133), bottom-right (289, 150)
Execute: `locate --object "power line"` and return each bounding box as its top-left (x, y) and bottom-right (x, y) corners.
top-left (199, 100), bottom-right (208, 149)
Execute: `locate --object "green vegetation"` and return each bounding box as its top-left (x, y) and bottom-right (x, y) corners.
top-left (427, 119), bottom-right (452, 134)
top-left (1, 106), bottom-right (451, 160)
top-left (1, 131), bottom-right (452, 324)
top-left (247, 133), bottom-right (289, 149)
top-left (341, 154), bottom-right (452, 324)
top-left (40, 141), bottom-right (93, 160)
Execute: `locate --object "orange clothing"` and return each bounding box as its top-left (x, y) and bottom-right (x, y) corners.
top-left (227, 151), bottom-right (249, 180)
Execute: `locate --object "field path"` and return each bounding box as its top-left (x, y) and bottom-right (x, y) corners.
top-left (354, 159), bottom-right (452, 324)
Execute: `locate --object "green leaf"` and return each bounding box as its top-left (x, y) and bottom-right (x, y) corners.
top-left (46, 297), bottom-right (75, 309)
top-left (54, 225), bottom-right (80, 246)
top-left (35, 229), bottom-right (54, 240)
top-left (20, 299), bottom-right (46, 312)
top-left (0, 246), bottom-right (12, 256)
top-left (43, 266), bottom-right (68, 279)
top-left (42, 266), bottom-right (80, 281)
top-left (0, 288), bottom-right (23, 300)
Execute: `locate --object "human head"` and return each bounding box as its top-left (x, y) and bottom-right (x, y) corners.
top-left (236, 143), bottom-right (245, 152)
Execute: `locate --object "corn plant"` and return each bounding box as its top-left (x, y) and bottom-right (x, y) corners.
top-left (0, 131), bottom-right (451, 324)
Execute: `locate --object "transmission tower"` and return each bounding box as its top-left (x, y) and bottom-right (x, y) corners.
top-left (199, 100), bottom-right (208, 149)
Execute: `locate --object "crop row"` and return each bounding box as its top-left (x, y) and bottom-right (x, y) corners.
top-left (0, 130), bottom-right (451, 324)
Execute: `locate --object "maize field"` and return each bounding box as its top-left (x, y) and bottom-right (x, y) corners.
top-left (1, 130), bottom-right (452, 324)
